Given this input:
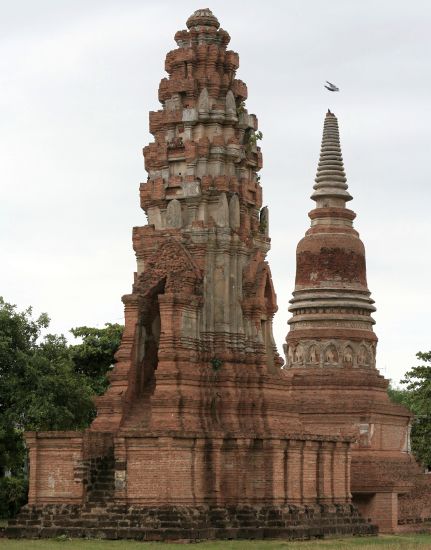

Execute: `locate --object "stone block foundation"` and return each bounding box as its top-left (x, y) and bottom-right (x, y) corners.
top-left (6, 503), bottom-right (376, 540)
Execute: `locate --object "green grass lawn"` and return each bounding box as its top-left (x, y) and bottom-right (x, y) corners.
top-left (1, 535), bottom-right (431, 550)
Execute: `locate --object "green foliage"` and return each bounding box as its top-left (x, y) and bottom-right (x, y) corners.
top-left (244, 129), bottom-right (263, 152)
top-left (236, 100), bottom-right (246, 115)
top-left (69, 324), bottom-right (123, 395)
top-left (0, 424), bottom-right (25, 476)
top-left (410, 415), bottom-right (431, 469)
top-left (0, 298), bottom-right (95, 474)
top-left (0, 476), bottom-right (28, 518)
top-left (248, 130), bottom-right (263, 146)
top-left (389, 352), bottom-right (431, 468)
top-left (400, 351), bottom-right (431, 468)
top-left (0, 298), bottom-right (123, 517)
top-left (210, 357), bottom-right (223, 372)
top-left (401, 351), bottom-right (431, 411)
top-left (0, 301), bottom-right (96, 434)
top-left (387, 383), bottom-right (411, 407)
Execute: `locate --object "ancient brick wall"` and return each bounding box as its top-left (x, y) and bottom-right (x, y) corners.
top-left (116, 435), bottom-right (351, 507)
top-left (26, 432), bottom-right (85, 505)
top-left (26, 432), bottom-right (113, 505)
top-left (398, 474), bottom-right (431, 530)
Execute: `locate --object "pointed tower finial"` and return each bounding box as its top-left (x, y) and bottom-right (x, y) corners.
top-left (186, 8), bottom-right (220, 29)
top-left (311, 111), bottom-right (352, 209)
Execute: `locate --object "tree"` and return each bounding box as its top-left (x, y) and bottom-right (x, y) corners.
top-left (0, 297), bottom-right (123, 466)
top-left (400, 351), bottom-right (431, 469)
top-left (0, 300), bottom-right (96, 437)
top-left (0, 424), bottom-right (25, 478)
top-left (387, 383), bottom-right (411, 407)
top-left (0, 298), bottom-right (123, 517)
top-left (0, 298), bottom-right (102, 516)
top-left (69, 323), bottom-right (123, 395)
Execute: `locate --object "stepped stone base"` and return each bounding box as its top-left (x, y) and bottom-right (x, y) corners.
top-left (6, 503), bottom-right (377, 541)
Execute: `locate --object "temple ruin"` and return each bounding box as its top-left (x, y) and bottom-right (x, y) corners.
top-left (7, 8), bottom-right (429, 541)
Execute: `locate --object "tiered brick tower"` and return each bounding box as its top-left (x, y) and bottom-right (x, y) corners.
top-left (91, 6), bottom-right (292, 436)
top-left (84, 8), bottom-right (307, 439)
top-left (284, 111), bottom-right (421, 532)
top-left (9, 11), bottom-right (375, 541)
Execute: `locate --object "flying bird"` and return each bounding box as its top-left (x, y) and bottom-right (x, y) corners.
top-left (324, 81), bottom-right (339, 92)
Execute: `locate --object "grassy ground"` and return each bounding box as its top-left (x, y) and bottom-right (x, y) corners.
top-left (1, 535), bottom-right (431, 550)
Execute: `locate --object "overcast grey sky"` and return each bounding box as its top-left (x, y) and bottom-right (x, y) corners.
top-left (1, 0), bottom-right (430, 383)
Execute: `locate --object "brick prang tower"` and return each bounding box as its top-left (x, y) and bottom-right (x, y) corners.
top-left (92, 7), bottom-right (288, 435)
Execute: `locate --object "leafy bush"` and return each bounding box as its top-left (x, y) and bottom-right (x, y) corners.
top-left (0, 476), bottom-right (28, 518)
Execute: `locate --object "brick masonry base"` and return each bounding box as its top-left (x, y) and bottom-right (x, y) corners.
top-left (6, 503), bottom-right (377, 541)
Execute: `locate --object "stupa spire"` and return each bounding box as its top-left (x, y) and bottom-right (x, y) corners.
top-left (284, 111), bottom-right (377, 371)
top-left (283, 113), bottom-right (421, 536)
top-left (311, 110), bottom-right (352, 208)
